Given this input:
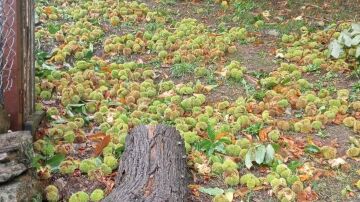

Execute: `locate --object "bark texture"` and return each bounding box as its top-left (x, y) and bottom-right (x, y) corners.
top-left (104, 125), bottom-right (188, 202)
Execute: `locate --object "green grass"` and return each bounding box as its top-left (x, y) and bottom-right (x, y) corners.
top-left (264, 20), bottom-right (313, 34)
top-left (171, 63), bottom-right (196, 77)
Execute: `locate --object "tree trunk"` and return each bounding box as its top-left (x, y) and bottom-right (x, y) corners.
top-left (104, 125), bottom-right (189, 202)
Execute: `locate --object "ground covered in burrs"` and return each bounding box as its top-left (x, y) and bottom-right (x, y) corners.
top-left (33, 0), bottom-right (360, 201)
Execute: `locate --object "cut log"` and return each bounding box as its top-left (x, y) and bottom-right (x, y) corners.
top-left (104, 125), bottom-right (189, 202)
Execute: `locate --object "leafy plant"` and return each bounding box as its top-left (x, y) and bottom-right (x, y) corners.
top-left (329, 23), bottom-right (360, 59)
top-left (251, 71), bottom-right (269, 79)
top-left (244, 122), bottom-right (263, 136)
top-left (245, 143), bottom-right (275, 169)
top-left (194, 124), bottom-right (231, 156)
top-left (240, 78), bottom-right (256, 97)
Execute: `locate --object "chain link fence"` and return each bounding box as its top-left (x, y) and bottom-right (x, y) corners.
top-left (0, 0), bottom-right (16, 105)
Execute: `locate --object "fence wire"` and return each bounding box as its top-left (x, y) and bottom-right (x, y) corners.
top-left (0, 0), bottom-right (16, 104)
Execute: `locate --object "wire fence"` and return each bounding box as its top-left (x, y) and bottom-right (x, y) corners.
top-left (0, 0), bottom-right (16, 105)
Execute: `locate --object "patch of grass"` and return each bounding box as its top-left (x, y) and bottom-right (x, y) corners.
top-left (171, 63), bottom-right (196, 77)
top-left (257, 51), bottom-right (268, 59)
top-left (206, 69), bottom-right (217, 85)
top-left (148, 60), bottom-right (162, 69)
top-left (244, 122), bottom-right (263, 136)
top-left (253, 89), bottom-right (266, 101)
top-left (145, 22), bottom-right (165, 32)
top-left (232, 1), bottom-right (262, 27)
top-left (250, 70), bottom-right (269, 79)
top-left (265, 20), bottom-right (315, 34)
top-left (233, 1), bottom-right (256, 17)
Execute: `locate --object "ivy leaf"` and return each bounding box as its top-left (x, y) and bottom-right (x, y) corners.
top-left (245, 150), bottom-right (254, 169)
top-left (329, 40), bottom-right (343, 58)
top-left (199, 187), bottom-right (224, 196)
top-left (255, 145), bottom-right (266, 164)
top-left (46, 154), bottom-right (65, 169)
top-left (265, 144), bottom-right (275, 164)
top-left (304, 144), bottom-right (320, 154)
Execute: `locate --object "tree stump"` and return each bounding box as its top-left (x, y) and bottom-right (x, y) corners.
top-left (104, 125), bottom-right (189, 202)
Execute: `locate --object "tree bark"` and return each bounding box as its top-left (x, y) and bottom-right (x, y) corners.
top-left (103, 125), bottom-right (189, 202)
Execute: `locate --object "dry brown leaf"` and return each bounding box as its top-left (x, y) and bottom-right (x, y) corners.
top-left (333, 113), bottom-right (346, 125)
top-left (43, 7), bottom-right (53, 15)
top-left (92, 135), bottom-right (111, 157)
top-left (234, 187), bottom-right (249, 198)
top-left (259, 127), bottom-right (272, 141)
top-left (87, 132), bottom-right (106, 142)
top-left (297, 186), bottom-right (319, 202)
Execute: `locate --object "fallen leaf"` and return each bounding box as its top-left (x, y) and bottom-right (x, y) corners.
top-left (299, 174), bottom-right (310, 182)
top-left (92, 135), bottom-right (111, 157)
top-left (333, 114), bottom-right (346, 125)
top-left (297, 186), bottom-right (318, 202)
top-left (88, 132), bottom-right (107, 142)
top-left (259, 127), bottom-right (272, 141)
top-left (43, 7), bottom-right (53, 15)
top-left (234, 187), bottom-right (249, 198)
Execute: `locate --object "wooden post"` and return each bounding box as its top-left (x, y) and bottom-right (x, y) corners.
top-left (3, 0), bottom-right (24, 130)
